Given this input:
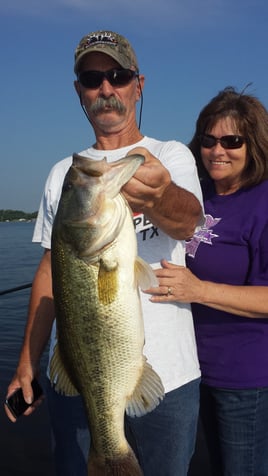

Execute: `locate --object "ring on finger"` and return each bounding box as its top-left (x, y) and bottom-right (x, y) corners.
top-left (167, 286), bottom-right (172, 296)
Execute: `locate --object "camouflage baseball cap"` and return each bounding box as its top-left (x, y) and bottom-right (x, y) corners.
top-left (74, 30), bottom-right (139, 74)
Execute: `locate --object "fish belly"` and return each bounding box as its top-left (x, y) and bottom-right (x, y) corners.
top-left (52, 221), bottom-right (144, 461)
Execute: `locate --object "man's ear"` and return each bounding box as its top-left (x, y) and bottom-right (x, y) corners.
top-left (136, 74), bottom-right (145, 101)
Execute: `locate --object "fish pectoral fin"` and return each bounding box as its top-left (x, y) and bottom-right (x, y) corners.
top-left (125, 358), bottom-right (165, 417)
top-left (98, 258), bottom-right (118, 305)
top-left (49, 342), bottom-right (79, 396)
top-left (135, 256), bottom-right (159, 290)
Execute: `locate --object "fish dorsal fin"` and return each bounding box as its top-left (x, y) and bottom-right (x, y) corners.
top-left (135, 256), bottom-right (158, 290)
top-left (125, 357), bottom-right (165, 417)
top-left (49, 342), bottom-right (79, 396)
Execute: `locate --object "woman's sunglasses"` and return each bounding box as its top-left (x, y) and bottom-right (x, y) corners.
top-left (78, 68), bottom-right (138, 89)
top-left (199, 134), bottom-right (245, 149)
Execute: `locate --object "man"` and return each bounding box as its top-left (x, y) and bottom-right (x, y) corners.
top-left (5, 30), bottom-right (203, 475)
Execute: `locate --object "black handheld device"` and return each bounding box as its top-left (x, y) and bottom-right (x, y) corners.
top-left (5, 378), bottom-right (43, 419)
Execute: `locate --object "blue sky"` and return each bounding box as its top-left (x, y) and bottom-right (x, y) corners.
top-left (1, 0), bottom-right (268, 212)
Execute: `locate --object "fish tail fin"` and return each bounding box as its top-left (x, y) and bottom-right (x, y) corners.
top-left (88, 448), bottom-right (143, 475)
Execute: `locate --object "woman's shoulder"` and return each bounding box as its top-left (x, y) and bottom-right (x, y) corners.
top-left (244, 179), bottom-right (268, 203)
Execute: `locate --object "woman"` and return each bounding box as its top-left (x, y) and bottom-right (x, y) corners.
top-left (146, 87), bottom-right (268, 475)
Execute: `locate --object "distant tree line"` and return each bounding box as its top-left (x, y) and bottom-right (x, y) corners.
top-left (0, 209), bottom-right (38, 222)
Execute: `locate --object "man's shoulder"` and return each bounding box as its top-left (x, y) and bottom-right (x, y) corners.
top-left (144, 136), bottom-right (191, 156)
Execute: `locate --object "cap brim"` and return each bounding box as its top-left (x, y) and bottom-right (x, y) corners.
top-left (74, 46), bottom-right (131, 73)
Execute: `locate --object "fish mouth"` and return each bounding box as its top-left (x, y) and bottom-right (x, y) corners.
top-left (62, 218), bottom-right (91, 226)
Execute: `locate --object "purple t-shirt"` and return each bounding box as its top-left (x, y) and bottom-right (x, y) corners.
top-left (186, 179), bottom-right (268, 388)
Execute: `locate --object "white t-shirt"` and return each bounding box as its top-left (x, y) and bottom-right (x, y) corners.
top-left (33, 136), bottom-right (203, 393)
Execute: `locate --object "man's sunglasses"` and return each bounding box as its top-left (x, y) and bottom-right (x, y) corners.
top-left (78, 68), bottom-right (138, 89)
top-left (199, 134), bottom-right (245, 149)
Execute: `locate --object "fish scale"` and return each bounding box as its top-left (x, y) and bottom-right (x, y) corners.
top-left (50, 153), bottom-right (164, 475)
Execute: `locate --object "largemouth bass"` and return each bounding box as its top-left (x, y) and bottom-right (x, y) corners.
top-left (50, 153), bottom-right (164, 475)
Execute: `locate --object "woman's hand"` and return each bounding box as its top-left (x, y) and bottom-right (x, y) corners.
top-left (144, 259), bottom-right (205, 303)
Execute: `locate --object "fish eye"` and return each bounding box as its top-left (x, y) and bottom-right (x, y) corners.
top-left (62, 181), bottom-right (73, 193)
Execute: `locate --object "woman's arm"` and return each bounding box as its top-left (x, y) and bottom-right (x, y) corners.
top-left (146, 259), bottom-right (268, 318)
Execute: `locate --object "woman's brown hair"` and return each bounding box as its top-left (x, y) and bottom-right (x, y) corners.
top-left (189, 86), bottom-right (268, 188)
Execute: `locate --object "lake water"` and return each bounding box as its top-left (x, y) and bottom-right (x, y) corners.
top-left (0, 222), bottom-right (42, 376)
top-left (0, 221), bottom-right (210, 475)
top-left (0, 221), bottom-right (56, 476)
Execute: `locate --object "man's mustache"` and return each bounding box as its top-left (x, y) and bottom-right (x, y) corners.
top-left (90, 97), bottom-right (126, 115)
